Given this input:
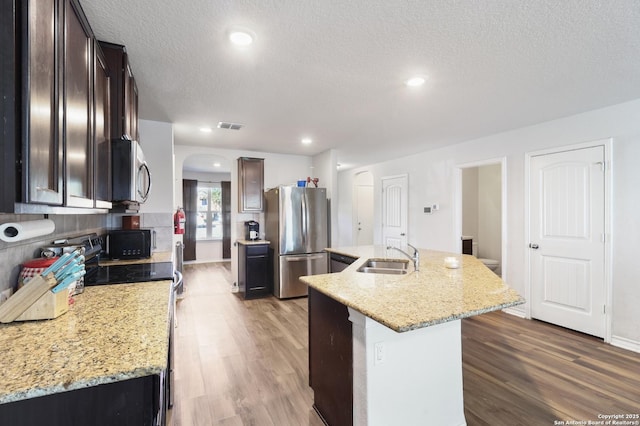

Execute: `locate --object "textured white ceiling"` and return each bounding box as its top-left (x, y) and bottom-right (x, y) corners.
top-left (80, 0), bottom-right (640, 170)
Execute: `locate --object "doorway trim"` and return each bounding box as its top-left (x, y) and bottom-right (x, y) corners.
top-left (454, 157), bottom-right (508, 296)
top-left (352, 171), bottom-right (374, 245)
top-left (524, 138), bottom-right (613, 342)
top-left (381, 173), bottom-right (409, 248)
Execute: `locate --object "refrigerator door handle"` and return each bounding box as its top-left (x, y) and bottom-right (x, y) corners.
top-left (285, 254), bottom-right (326, 261)
top-left (301, 190), bottom-right (308, 248)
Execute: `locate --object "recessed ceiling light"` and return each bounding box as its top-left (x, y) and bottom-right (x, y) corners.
top-left (213, 162), bottom-right (221, 168)
top-left (229, 30), bottom-right (254, 46)
top-left (405, 76), bottom-right (427, 87)
top-left (301, 138), bottom-right (312, 145)
top-left (200, 127), bottom-right (213, 133)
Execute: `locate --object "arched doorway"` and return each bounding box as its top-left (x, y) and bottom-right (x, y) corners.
top-left (182, 154), bottom-right (232, 262)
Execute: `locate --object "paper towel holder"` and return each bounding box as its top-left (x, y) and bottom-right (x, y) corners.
top-left (0, 219), bottom-right (56, 243)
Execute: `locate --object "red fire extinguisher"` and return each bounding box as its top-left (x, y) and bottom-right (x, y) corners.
top-left (174, 207), bottom-right (185, 234)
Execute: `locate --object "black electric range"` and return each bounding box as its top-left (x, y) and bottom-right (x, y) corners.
top-left (85, 262), bottom-right (174, 286)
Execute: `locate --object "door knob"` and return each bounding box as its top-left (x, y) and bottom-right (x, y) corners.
top-left (400, 233), bottom-right (406, 236)
top-left (529, 243), bottom-right (539, 249)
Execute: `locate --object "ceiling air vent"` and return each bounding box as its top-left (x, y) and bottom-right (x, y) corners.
top-left (217, 122), bottom-right (243, 130)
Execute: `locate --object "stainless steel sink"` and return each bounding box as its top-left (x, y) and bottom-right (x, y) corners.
top-left (356, 258), bottom-right (409, 275)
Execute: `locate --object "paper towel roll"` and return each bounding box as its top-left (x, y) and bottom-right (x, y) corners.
top-left (0, 219), bottom-right (55, 243)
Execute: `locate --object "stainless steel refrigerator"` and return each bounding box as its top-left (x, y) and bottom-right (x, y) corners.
top-left (265, 186), bottom-right (328, 298)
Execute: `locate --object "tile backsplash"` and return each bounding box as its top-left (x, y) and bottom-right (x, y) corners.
top-left (0, 211), bottom-right (173, 295)
top-left (0, 213), bottom-right (108, 294)
top-left (108, 212), bottom-right (174, 252)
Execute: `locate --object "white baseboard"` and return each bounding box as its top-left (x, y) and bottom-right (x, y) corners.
top-left (611, 335), bottom-right (640, 353)
top-left (499, 308), bottom-right (640, 354)
top-left (502, 307), bottom-right (526, 318)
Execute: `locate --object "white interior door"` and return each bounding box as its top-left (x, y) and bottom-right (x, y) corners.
top-left (530, 145), bottom-right (606, 337)
top-left (382, 175), bottom-right (408, 248)
top-left (355, 185), bottom-right (374, 245)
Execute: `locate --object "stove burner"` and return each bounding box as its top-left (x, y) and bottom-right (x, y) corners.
top-left (85, 262), bottom-right (174, 286)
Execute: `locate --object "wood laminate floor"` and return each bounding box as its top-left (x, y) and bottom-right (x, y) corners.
top-left (172, 263), bottom-right (640, 425)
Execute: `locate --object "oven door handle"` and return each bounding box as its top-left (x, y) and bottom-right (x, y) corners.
top-left (173, 270), bottom-right (183, 291)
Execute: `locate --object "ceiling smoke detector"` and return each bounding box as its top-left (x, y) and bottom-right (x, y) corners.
top-left (217, 122), bottom-right (244, 130)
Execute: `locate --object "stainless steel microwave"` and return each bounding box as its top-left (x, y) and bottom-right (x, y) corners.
top-left (112, 139), bottom-right (151, 204)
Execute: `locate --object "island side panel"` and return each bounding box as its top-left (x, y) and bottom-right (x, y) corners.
top-left (348, 309), bottom-right (467, 426)
top-left (308, 287), bottom-right (353, 426)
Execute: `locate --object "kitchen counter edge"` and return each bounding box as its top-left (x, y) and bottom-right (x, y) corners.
top-left (302, 246), bottom-right (525, 333)
top-left (0, 279), bottom-right (173, 404)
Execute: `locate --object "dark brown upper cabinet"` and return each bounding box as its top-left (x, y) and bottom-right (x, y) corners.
top-left (21, 0), bottom-right (65, 206)
top-left (0, 0), bottom-right (122, 213)
top-left (63, 0), bottom-right (93, 207)
top-left (0, 0), bottom-right (17, 211)
top-left (238, 157), bottom-right (264, 212)
top-left (93, 41), bottom-right (112, 208)
top-left (99, 41), bottom-right (139, 141)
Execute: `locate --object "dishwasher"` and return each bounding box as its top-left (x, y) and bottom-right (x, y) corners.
top-left (329, 253), bottom-right (357, 273)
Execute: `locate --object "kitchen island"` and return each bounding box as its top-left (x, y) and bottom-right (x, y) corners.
top-left (0, 265), bottom-right (173, 424)
top-left (301, 246), bottom-right (524, 426)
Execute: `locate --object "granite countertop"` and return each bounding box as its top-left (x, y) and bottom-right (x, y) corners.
top-left (301, 245), bottom-right (525, 333)
top-left (99, 250), bottom-right (173, 265)
top-left (236, 239), bottom-right (270, 245)
top-left (0, 280), bottom-right (172, 404)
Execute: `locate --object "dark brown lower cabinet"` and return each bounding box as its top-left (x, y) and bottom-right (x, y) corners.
top-left (0, 374), bottom-right (165, 426)
top-left (238, 243), bottom-right (272, 299)
top-left (308, 287), bottom-right (353, 426)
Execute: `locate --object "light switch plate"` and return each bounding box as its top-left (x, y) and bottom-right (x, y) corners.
top-left (374, 342), bottom-right (386, 365)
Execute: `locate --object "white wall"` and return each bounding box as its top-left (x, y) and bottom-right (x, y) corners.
top-left (182, 171), bottom-right (231, 183)
top-left (337, 98), bottom-right (640, 347)
top-left (133, 119), bottom-right (175, 252)
top-left (461, 168), bottom-right (479, 239)
top-left (477, 164), bottom-right (501, 263)
top-left (139, 119), bottom-right (174, 214)
top-left (175, 145), bottom-right (313, 286)
top-left (312, 149), bottom-right (339, 245)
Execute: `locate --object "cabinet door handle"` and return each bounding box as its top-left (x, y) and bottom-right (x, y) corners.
top-left (286, 255), bottom-right (325, 262)
top-left (529, 243), bottom-right (539, 249)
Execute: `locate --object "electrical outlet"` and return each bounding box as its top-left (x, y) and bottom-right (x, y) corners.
top-left (374, 342), bottom-right (386, 365)
top-left (0, 288), bottom-right (13, 304)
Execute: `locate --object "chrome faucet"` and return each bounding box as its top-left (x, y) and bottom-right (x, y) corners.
top-left (387, 243), bottom-right (420, 272)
